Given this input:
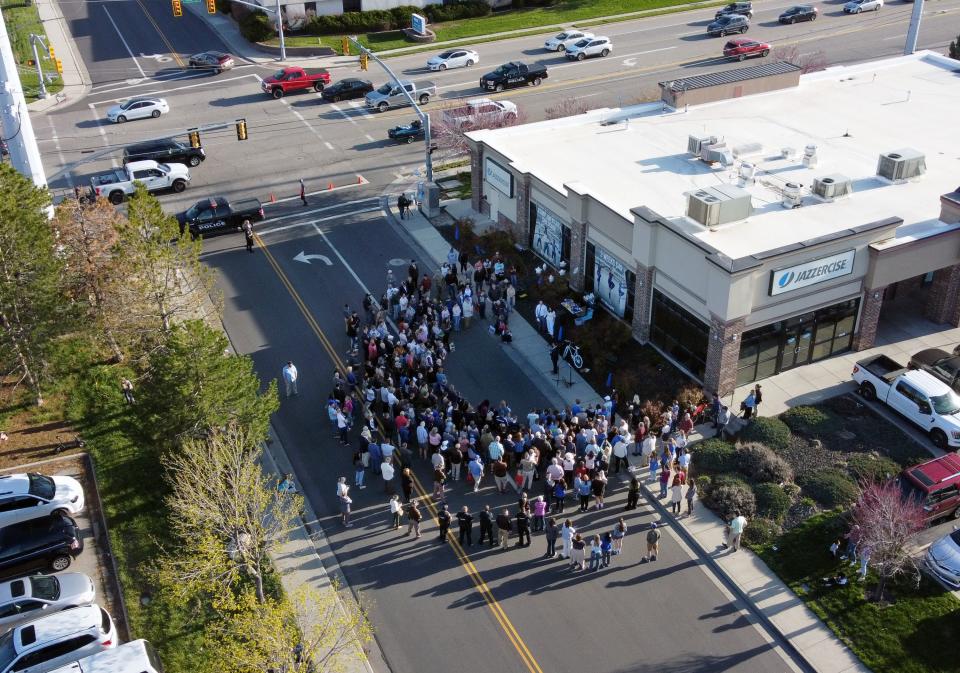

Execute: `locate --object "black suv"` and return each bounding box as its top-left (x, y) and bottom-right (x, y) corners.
top-left (0, 513), bottom-right (83, 579)
top-left (715, 1), bottom-right (753, 19)
top-left (123, 139), bottom-right (205, 167)
top-left (707, 14), bottom-right (749, 36)
top-left (778, 4), bottom-right (818, 22)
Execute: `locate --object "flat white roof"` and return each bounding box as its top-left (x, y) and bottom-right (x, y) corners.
top-left (470, 52), bottom-right (960, 260)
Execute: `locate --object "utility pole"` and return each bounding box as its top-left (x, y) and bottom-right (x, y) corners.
top-left (218, 0), bottom-right (286, 61)
top-left (349, 37), bottom-right (432, 183)
top-left (0, 9), bottom-right (47, 190)
top-left (903, 0), bottom-right (923, 55)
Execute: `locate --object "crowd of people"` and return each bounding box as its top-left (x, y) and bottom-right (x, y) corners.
top-left (310, 245), bottom-right (721, 571)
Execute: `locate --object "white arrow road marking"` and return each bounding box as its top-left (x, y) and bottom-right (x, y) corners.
top-left (623, 58), bottom-right (637, 66)
top-left (140, 52), bottom-right (172, 64)
top-left (294, 252), bottom-right (333, 265)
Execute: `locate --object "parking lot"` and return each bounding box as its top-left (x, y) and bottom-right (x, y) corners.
top-left (0, 453), bottom-right (128, 640)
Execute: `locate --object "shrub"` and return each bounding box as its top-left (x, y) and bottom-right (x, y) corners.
top-left (742, 518), bottom-right (781, 548)
top-left (424, 1), bottom-right (491, 22)
top-left (753, 483), bottom-right (791, 523)
top-left (846, 453), bottom-right (900, 483)
top-left (677, 385), bottom-right (705, 411)
top-left (739, 417), bottom-right (791, 452)
top-left (694, 474), bottom-right (711, 494)
top-left (693, 438), bottom-right (736, 475)
top-left (783, 483), bottom-right (801, 499)
top-left (735, 442), bottom-right (793, 483)
top-left (800, 470), bottom-right (858, 509)
top-left (240, 12), bottom-right (275, 42)
top-left (704, 473), bottom-right (756, 519)
top-left (781, 405), bottom-right (841, 437)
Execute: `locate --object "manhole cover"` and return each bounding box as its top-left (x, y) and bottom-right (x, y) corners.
top-left (388, 258), bottom-right (408, 267)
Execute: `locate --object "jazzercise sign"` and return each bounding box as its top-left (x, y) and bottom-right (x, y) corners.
top-left (769, 250), bottom-right (855, 296)
top-left (411, 13), bottom-right (427, 35)
top-left (485, 158), bottom-right (514, 198)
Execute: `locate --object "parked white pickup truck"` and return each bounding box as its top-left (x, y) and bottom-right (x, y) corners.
top-left (89, 160), bottom-right (190, 205)
top-left (441, 98), bottom-right (518, 129)
top-left (852, 354), bottom-right (960, 449)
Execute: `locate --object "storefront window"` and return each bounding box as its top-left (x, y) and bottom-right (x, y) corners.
top-left (736, 299), bottom-right (860, 386)
top-left (585, 243), bottom-right (635, 321)
top-left (650, 290), bottom-right (709, 378)
top-left (529, 202), bottom-right (571, 270)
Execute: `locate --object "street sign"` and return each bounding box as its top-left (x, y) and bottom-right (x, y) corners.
top-left (411, 13), bottom-right (427, 35)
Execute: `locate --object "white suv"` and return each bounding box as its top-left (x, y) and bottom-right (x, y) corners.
top-left (47, 640), bottom-right (162, 673)
top-left (0, 574), bottom-right (96, 632)
top-left (565, 36), bottom-right (613, 61)
top-left (0, 474), bottom-right (85, 528)
top-left (0, 605), bottom-right (117, 673)
top-left (544, 30), bottom-right (594, 52)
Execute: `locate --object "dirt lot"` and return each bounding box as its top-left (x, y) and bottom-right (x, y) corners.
top-left (0, 454), bottom-right (129, 641)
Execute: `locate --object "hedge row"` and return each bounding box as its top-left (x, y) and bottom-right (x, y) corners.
top-left (302, 2), bottom-right (490, 36)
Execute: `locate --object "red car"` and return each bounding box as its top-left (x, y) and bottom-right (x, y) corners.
top-left (723, 38), bottom-right (771, 61)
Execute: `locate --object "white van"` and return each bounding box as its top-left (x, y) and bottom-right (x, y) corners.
top-left (47, 640), bottom-right (161, 673)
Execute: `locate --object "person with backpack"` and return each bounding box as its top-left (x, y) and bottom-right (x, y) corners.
top-left (611, 519), bottom-right (627, 556)
top-left (643, 522), bottom-right (661, 562)
top-left (437, 504), bottom-right (451, 542)
top-left (405, 500), bottom-right (422, 539)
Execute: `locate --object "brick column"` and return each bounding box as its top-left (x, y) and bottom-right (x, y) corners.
top-left (514, 174), bottom-right (531, 245)
top-left (703, 315), bottom-right (746, 398)
top-left (852, 286), bottom-right (886, 351)
top-left (924, 264), bottom-right (960, 326)
top-left (470, 144), bottom-right (484, 213)
top-left (630, 262), bottom-right (655, 344)
top-left (568, 218), bottom-right (588, 292)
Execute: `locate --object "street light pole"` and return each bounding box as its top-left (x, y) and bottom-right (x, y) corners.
top-left (29, 34), bottom-right (47, 99)
top-left (349, 37), bottom-right (432, 183)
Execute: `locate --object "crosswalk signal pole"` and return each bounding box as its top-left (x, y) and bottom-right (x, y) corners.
top-left (28, 34), bottom-right (47, 99)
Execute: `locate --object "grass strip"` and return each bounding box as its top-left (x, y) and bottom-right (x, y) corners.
top-left (1, 0), bottom-right (64, 102)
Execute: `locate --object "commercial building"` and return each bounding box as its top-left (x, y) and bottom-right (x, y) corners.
top-left (466, 52), bottom-right (960, 396)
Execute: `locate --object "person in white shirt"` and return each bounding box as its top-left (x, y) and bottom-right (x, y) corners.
top-left (381, 460), bottom-right (396, 495)
top-left (389, 495), bottom-right (402, 530)
top-left (282, 361), bottom-right (298, 397)
top-left (535, 301), bottom-right (548, 332)
top-left (336, 477), bottom-right (351, 527)
top-left (641, 435), bottom-right (657, 468)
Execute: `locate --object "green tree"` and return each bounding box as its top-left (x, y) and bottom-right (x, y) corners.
top-left (52, 197), bottom-right (125, 362)
top-left (202, 584), bottom-right (372, 673)
top-left (158, 424), bottom-right (296, 604)
top-left (0, 164), bottom-right (71, 405)
top-left (139, 320), bottom-right (278, 443)
top-left (110, 185), bottom-right (219, 354)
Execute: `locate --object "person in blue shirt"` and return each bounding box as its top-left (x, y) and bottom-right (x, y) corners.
top-left (600, 533), bottom-right (613, 568)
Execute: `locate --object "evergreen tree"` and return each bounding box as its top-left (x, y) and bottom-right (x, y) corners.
top-left (139, 320), bottom-right (278, 444)
top-left (0, 165), bottom-right (71, 405)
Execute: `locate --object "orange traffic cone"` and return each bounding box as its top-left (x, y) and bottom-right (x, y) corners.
top-left (270, 193), bottom-right (276, 203)
top-left (328, 182), bottom-right (334, 190)
top-left (357, 175), bottom-right (362, 184)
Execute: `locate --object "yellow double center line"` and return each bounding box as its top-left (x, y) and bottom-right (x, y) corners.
top-left (253, 232), bottom-right (544, 673)
top-left (136, 0), bottom-right (185, 68)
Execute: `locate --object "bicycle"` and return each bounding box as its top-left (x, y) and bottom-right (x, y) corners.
top-left (54, 433), bottom-right (85, 454)
top-left (560, 340), bottom-right (584, 370)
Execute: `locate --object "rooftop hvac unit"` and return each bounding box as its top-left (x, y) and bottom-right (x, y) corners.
top-left (701, 142), bottom-right (733, 166)
top-left (812, 174), bottom-right (853, 200)
top-left (802, 144), bottom-right (818, 168)
top-left (688, 134), bottom-right (717, 156)
top-left (877, 148), bottom-right (926, 182)
top-left (738, 161), bottom-right (756, 186)
top-left (685, 185), bottom-right (753, 226)
top-left (781, 182), bottom-right (802, 209)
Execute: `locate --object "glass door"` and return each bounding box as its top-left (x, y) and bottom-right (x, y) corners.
top-left (779, 314), bottom-right (815, 372)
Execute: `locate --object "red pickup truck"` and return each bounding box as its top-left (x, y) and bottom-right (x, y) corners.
top-left (260, 66), bottom-right (331, 99)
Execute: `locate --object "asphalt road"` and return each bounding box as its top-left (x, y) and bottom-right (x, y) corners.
top-left (36, 0), bottom-right (960, 208)
top-left (200, 193), bottom-right (799, 673)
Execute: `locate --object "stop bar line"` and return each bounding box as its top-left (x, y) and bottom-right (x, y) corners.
top-left (258, 206), bottom-right (382, 235)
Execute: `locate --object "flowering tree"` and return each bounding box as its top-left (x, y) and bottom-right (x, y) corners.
top-left (429, 104), bottom-right (526, 159)
top-left (772, 45), bottom-right (828, 74)
top-left (851, 479), bottom-right (926, 602)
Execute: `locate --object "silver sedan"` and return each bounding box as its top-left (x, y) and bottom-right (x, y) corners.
top-left (427, 49), bottom-right (479, 71)
top-left (106, 97), bottom-right (169, 123)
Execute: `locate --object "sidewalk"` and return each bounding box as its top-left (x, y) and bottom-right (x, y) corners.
top-left (385, 187), bottom-right (870, 673)
top-left (29, 0), bottom-right (91, 112)
top-left (261, 426), bottom-right (382, 673)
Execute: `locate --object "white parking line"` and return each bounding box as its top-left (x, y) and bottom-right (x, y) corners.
top-left (365, 133), bottom-right (376, 142)
top-left (324, 141), bottom-right (334, 150)
top-left (258, 206), bottom-right (381, 235)
top-left (103, 7), bottom-right (145, 79)
top-left (288, 105), bottom-right (324, 140)
top-left (46, 117), bottom-right (73, 188)
top-left (87, 103), bottom-right (119, 169)
top-left (348, 101), bottom-right (373, 119)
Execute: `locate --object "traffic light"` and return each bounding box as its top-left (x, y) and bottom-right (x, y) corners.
top-left (235, 119), bottom-right (248, 141)
top-left (206, 0), bottom-right (216, 13)
top-left (341, 37), bottom-right (350, 55)
top-left (48, 45), bottom-right (55, 60)
top-left (359, 53), bottom-right (368, 71)
top-left (172, 0), bottom-right (182, 17)
top-left (188, 129), bottom-right (201, 149)
top-left (54, 58), bottom-right (63, 75)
